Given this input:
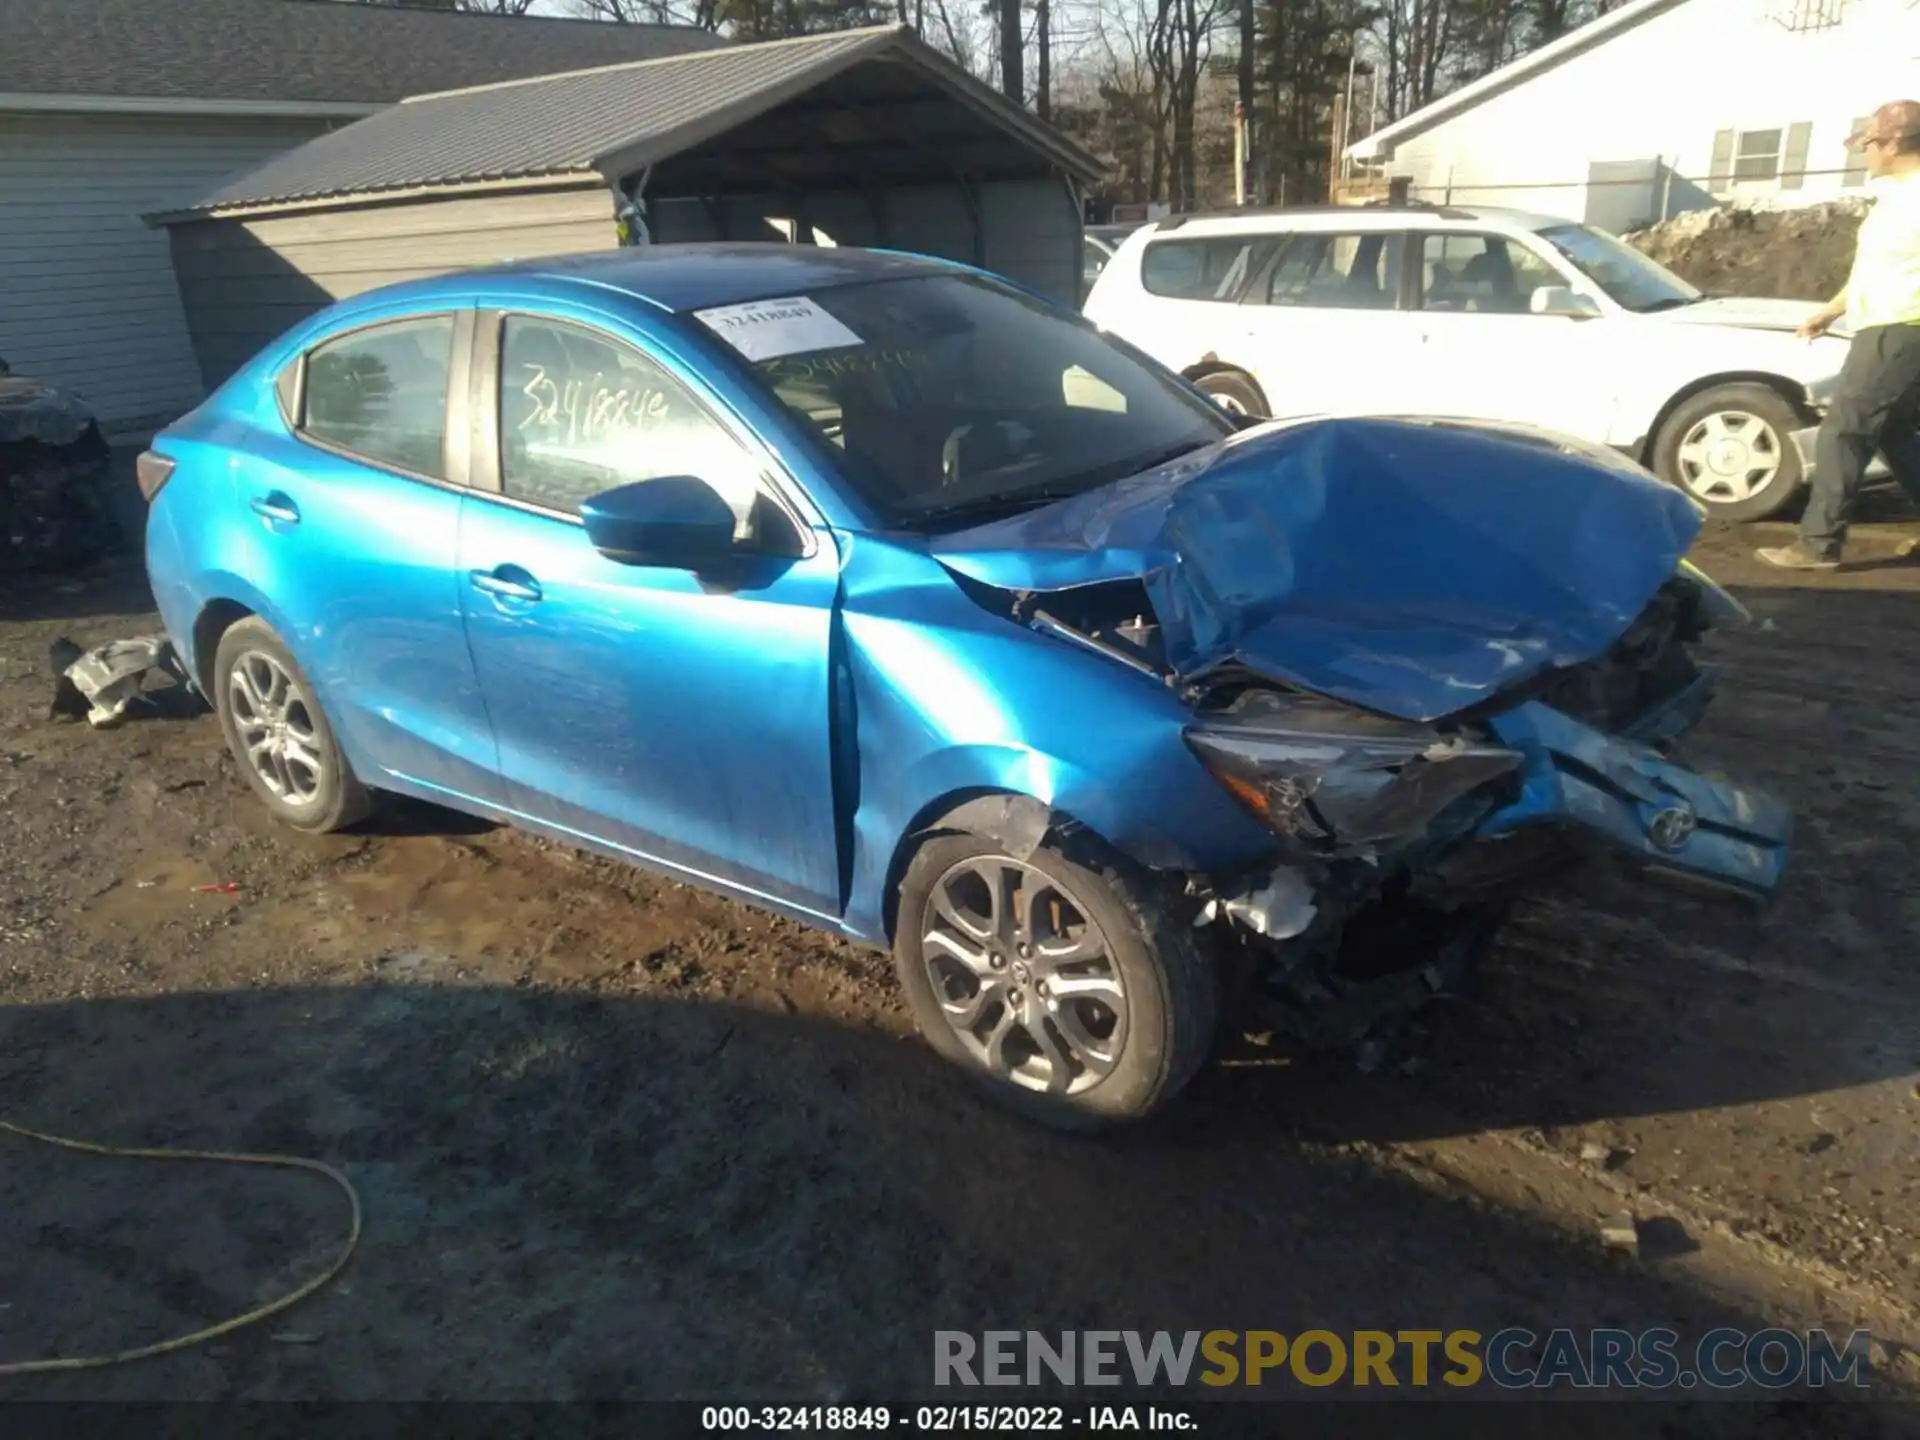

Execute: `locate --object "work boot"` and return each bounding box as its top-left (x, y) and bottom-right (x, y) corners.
top-left (1755, 541), bottom-right (1841, 571)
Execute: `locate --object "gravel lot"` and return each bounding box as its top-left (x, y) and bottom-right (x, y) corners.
top-left (3, 507), bottom-right (1919, 1426)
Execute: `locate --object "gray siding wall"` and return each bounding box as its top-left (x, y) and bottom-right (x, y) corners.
top-left (647, 177), bottom-right (1082, 305)
top-left (0, 111), bottom-right (337, 433)
top-left (167, 184), bottom-right (618, 390)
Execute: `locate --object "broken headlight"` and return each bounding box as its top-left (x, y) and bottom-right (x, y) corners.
top-left (1185, 694), bottom-right (1522, 851)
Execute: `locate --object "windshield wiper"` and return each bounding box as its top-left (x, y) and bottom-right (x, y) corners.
top-left (1638, 295), bottom-right (1709, 313)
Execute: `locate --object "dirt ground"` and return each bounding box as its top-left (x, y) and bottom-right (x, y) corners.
top-left (5, 501), bottom-right (1920, 1425)
top-left (1628, 202), bottom-right (1867, 303)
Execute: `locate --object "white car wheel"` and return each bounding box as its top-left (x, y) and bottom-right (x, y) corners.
top-left (1653, 384), bottom-right (1806, 522)
top-left (1675, 409), bottom-right (1783, 504)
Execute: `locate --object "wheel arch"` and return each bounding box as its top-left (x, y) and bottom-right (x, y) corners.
top-left (1637, 371), bottom-right (1818, 467)
top-left (875, 786), bottom-right (1210, 946)
top-left (1181, 360), bottom-right (1270, 413)
top-left (880, 788), bottom-right (1069, 945)
top-left (190, 598), bottom-right (257, 696)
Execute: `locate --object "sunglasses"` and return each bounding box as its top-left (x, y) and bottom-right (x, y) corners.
top-left (1851, 130), bottom-right (1915, 151)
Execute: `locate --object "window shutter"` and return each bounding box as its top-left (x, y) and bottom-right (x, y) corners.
top-left (1843, 115), bottom-right (1871, 186)
top-left (1781, 121), bottom-right (1813, 188)
top-left (1708, 129), bottom-right (1735, 191)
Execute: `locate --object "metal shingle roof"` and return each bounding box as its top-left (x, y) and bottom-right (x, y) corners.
top-left (156, 27), bottom-right (1102, 220)
top-left (0, 0), bottom-right (725, 106)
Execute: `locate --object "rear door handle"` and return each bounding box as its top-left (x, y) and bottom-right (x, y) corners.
top-left (469, 567), bottom-right (542, 603)
top-left (249, 492), bottom-right (300, 525)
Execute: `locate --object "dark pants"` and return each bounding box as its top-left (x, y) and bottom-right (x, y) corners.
top-left (1800, 322), bottom-right (1920, 555)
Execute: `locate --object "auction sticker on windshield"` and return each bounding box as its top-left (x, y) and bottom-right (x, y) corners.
top-left (694, 296), bottom-right (863, 362)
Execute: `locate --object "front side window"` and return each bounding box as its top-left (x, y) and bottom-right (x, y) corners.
top-left (498, 315), bottom-right (767, 534)
top-left (1261, 232), bottom-right (1402, 310)
top-left (1534, 223), bottom-right (1700, 313)
top-left (696, 274), bottom-right (1231, 531)
top-left (1420, 234), bottom-right (1561, 314)
top-left (1141, 234), bottom-right (1279, 301)
top-left (301, 314), bottom-right (454, 478)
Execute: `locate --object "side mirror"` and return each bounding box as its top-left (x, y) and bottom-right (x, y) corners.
top-left (580, 476), bottom-right (741, 568)
top-left (1530, 285), bottom-right (1603, 320)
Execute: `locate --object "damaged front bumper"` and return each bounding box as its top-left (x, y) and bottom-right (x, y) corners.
top-left (1478, 699), bottom-right (1790, 900)
top-left (1197, 689), bottom-right (1789, 1055)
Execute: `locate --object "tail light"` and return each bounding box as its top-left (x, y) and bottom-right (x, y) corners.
top-left (135, 450), bottom-right (176, 502)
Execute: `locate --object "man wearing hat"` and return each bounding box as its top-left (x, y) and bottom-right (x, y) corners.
top-left (1759, 100), bottom-right (1920, 570)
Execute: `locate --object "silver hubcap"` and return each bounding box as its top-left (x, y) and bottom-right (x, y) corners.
top-left (1675, 409), bottom-right (1783, 504)
top-left (1206, 387), bottom-right (1250, 416)
top-left (920, 856), bottom-right (1128, 1096)
top-left (228, 651), bottom-right (327, 804)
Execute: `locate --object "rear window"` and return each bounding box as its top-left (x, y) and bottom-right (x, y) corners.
top-left (1140, 234), bottom-right (1279, 301)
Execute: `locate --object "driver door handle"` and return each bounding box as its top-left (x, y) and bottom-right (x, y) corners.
top-left (249, 492), bottom-right (300, 525)
top-left (469, 567), bottom-right (542, 603)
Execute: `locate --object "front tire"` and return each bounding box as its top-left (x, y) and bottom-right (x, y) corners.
top-left (212, 616), bottom-right (370, 834)
top-left (892, 830), bottom-right (1218, 1129)
top-left (1652, 383), bottom-right (1806, 521)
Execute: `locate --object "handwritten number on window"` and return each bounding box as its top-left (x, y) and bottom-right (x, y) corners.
top-left (519, 364), bottom-right (672, 444)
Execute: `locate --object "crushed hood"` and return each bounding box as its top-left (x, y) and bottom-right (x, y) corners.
top-left (929, 418), bottom-right (1702, 722)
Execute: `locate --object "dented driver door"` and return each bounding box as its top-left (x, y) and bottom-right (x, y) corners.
top-left (455, 307), bottom-right (845, 918)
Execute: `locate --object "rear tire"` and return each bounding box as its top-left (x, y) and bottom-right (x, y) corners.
top-left (1652, 383), bottom-right (1806, 522)
top-left (1192, 368), bottom-right (1269, 419)
top-left (893, 829), bottom-right (1218, 1130)
top-left (212, 617), bottom-right (370, 834)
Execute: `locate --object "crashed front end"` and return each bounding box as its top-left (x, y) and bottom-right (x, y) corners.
top-left (1179, 574), bottom-right (1786, 1051)
top-left (933, 418), bottom-right (1792, 1054)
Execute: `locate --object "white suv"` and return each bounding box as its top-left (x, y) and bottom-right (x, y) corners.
top-left (1083, 203), bottom-right (1880, 520)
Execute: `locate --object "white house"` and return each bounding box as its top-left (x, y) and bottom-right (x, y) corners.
top-left (1346, 0), bottom-right (1920, 233)
top-left (0, 0), bottom-right (719, 438)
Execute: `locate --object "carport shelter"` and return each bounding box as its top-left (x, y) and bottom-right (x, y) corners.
top-left (147, 25), bottom-right (1104, 390)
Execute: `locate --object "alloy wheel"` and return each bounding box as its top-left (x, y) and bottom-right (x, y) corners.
top-left (919, 856), bottom-right (1128, 1096)
top-left (227, 650), bottom-right (328, 804)
top-left (1674, 409), bottom-right (1784, 504)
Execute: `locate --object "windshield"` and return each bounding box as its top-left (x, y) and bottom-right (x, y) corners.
top-left (1535, 224), bottom-right (1701, 313)
top-left (691, 273), bottom-right (1231, 530)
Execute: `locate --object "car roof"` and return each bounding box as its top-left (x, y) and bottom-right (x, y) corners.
top-left (369, 242), bottom-right (964, 315)
top-left (1135, 203), bottom-right (1573, 238)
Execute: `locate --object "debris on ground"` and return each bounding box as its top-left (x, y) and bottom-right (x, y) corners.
top-left (48, 633), bottom-right (186, 728)
top-left (1599, 1211), bottom-right (1640, 1255)
top-left (1625, 199), bottom-right (1867, 301)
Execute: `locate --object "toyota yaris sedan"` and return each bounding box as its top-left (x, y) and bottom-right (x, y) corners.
top-left (140, 244), bottom-right (1790, 1127)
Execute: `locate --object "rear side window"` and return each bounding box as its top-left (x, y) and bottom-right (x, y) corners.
top-left (300, 315), bottom-right (455, 478)
top-left (1140, 235), bottom-right (1278, 301)
top-left (1261, 232), bottom-right (1403, 310)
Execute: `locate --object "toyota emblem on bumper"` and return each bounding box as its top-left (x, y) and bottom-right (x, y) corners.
top-left (1648, 802), bottom-right (1698, 852)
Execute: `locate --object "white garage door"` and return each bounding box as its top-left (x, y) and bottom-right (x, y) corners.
top-left (0, 111), bottom-right (335, 434)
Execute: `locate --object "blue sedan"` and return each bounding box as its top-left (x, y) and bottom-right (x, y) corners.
top-left (140, 244), bottom-right (1790, 1127)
